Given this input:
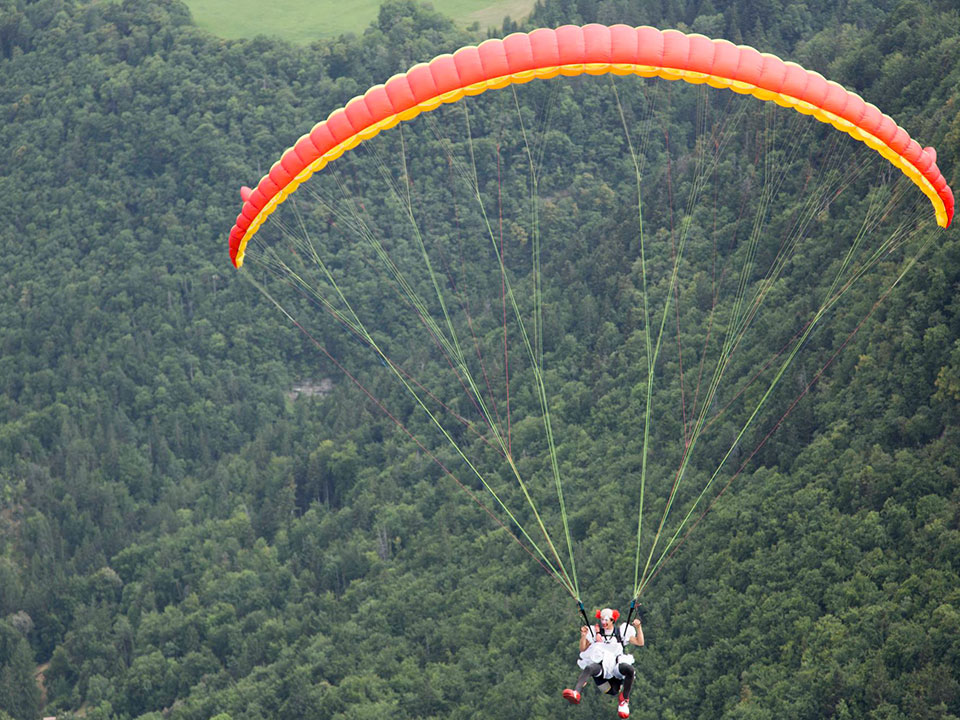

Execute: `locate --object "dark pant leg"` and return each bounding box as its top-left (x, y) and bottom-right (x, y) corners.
top-left (618, 662), bottom-right (635, 699)
top-left (574, 662), bottom-right (602, 692)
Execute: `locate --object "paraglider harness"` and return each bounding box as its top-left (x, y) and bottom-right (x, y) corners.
top-left (591, 622), bottom-right (629, 696)
top-left (594, 673), bottom-right (622, 696)
top-left (577, 600), bottom-right (642, 696)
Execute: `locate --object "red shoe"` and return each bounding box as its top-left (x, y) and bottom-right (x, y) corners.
top-left (562, 688), bottom-right (581, 704)
top-left (617, 692), bottom-right (630, 718)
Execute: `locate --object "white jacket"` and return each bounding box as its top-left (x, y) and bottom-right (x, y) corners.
top-left (577, 623), bottom-right (636, 678)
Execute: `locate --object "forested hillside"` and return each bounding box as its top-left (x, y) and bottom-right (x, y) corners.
top-left (1, 0), bottom-right (959, 719)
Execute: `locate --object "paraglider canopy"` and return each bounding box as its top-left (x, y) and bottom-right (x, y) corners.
top-left (228, 24), bottom-right (954, 268)
top-left (224, 23), bottom-right (954, 608)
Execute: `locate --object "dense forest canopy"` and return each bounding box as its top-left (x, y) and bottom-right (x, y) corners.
top-left (1, 0), bottom-right (959, 719)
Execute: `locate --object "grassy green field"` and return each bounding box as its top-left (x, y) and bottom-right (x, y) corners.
top-left (184, 0), bottom-right (538, 44)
